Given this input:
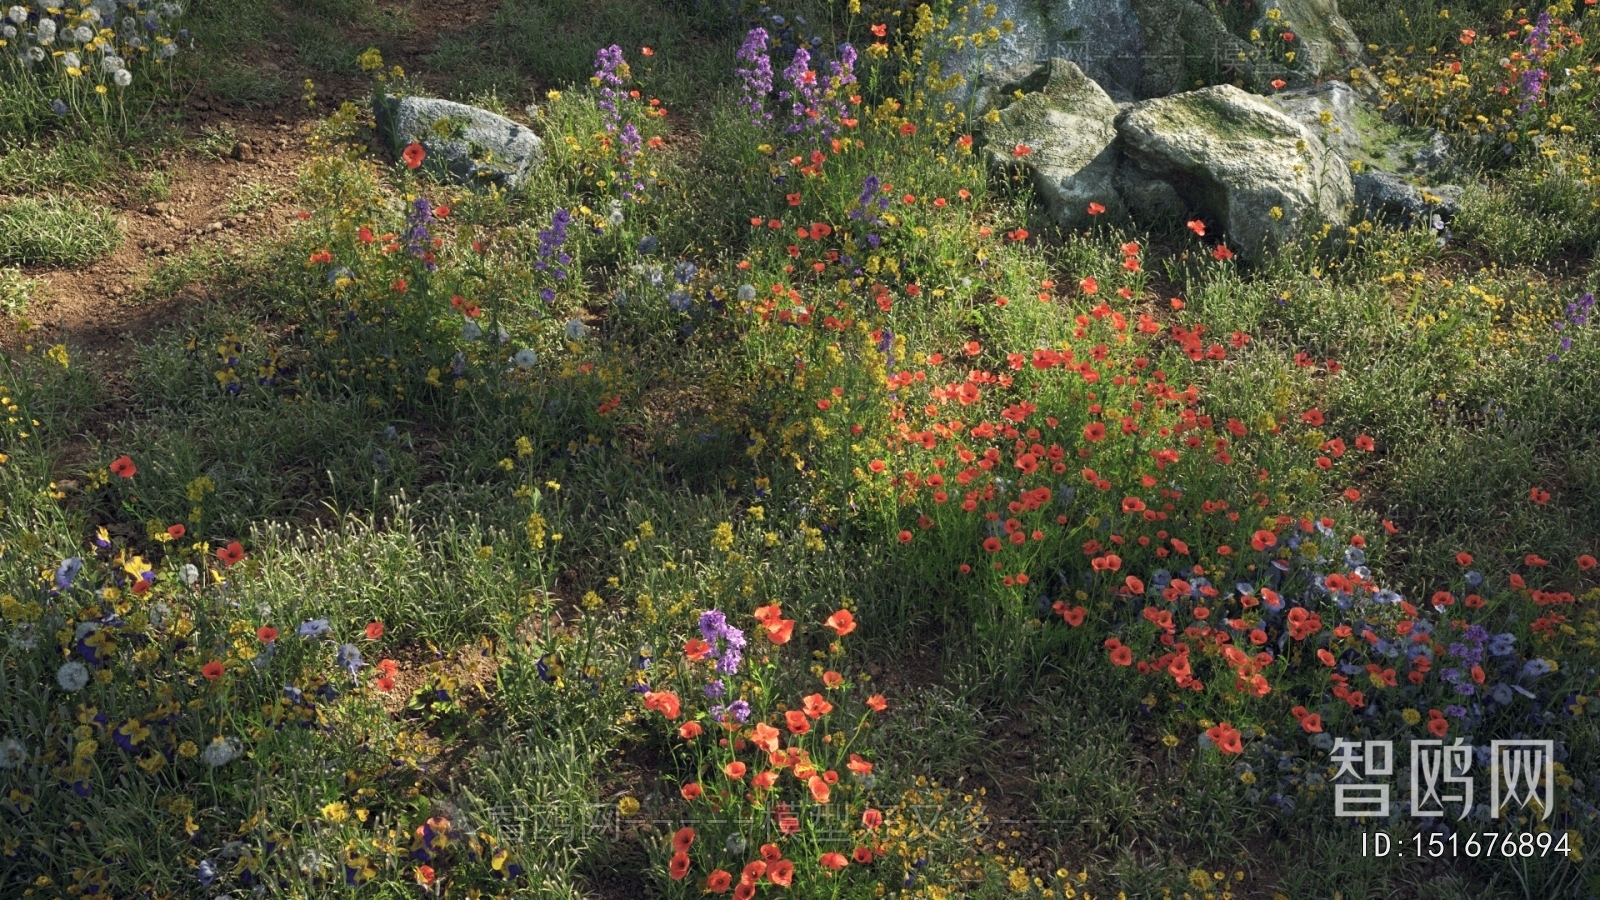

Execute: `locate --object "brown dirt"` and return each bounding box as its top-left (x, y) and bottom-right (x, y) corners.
top-left (12, 0), bottom-right (505, 356)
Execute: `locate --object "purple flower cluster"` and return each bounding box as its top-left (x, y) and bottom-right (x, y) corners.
top-left (594, 45), bottom-right (646, 198)
top-left (1548, 292), bottom-right (1594, 361)
top-left (405, 197), bottom-right (436, 272)
top-left (535, 209), bottom-right (572, 280)
top-left (737, 28), bottom-right (775, 126)
top-left (849, 174), bottom-right (888, 249)
top-left (698, 609), bottom-right (746, 675)
top-left (1517, 13), bottom-right (1553, 114)
top-left (712, 699), bottom-right (752, 725)
top-left (739, 28), bottom-right (857, 143)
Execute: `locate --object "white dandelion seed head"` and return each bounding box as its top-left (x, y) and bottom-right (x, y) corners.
top-left (27, 45), bottom-right (45, 62)
top-left (2, 25), bottom-right (15, 39)
top-left (158, 42), bottom-right (177, 58)
top-left (0, 737), bottom-right (25, 769)
top-left (179, 564), bottom-right (199, 586)
top-left (61, 50), bottom-right (79, 68)
top-left (10, 625), bottom-right (38, 650)
top-left (113, 67), bottom-right (131, 87)
top-left (736, 283), bottom-right (756, 302)
top-left (101, 54), bottom-right (123, 73)
top-left (6, 7), bottom-right (25, 25)
top-left (71, 24), bottom-right (91, 42)
top-left (202, 736), bottom-right (240, 767)
top-left (34, 18), bottom-right (53, 43)
top-left (56, 661), bottom-right (90, 692)
top-left (564, 318), bottom-right (588, 341)
top-left (123, 34), bottom-right (143, 50)
top-left (513, 349), bottom-right (538, 368)
top-left (461, 318), bottom-right (482, 342)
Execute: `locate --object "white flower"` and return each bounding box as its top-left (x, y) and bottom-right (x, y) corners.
top-left (62, 51), bottom-right (80, 68)
top-left (737, 283), bottom-right (757, 302)
top-left (6, 7), bottom-right (25, 25)
top-left (158, 42), bottom-right (177, 58)
top-left (0, 737), bottom-right (26, 769)
top-left (2, 25), bottom-right (15, 39)
top-left (113, 68), bottom-right (131, 87)
top-left (179, 564), bottom-right (199, 586)
top-left (461, 318), bottom-right (482, 341)
top-left (71, 24), bottom-right (91, 42)
top-left (513, 349), bottom-right (538, 368)
top-left (202, 736), bottom-right (240, 767)
top-left (564, 318), bottom-right (588, 340)
top-left (27, 45), bottom-right (44, 62)
top-left (606, 200), bottom-right (624, 228)
top-left (101, 54), bottom-right (123, 73)
top-left (34, 18), bottom-right (54, 43)
top-left (56, 661), bottom-right (89, 692)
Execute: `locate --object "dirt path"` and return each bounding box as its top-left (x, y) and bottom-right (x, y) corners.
top-left (14, 0), bottom-right (504, 354)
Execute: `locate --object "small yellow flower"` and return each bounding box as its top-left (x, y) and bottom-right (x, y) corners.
top-left (617, 796), bottom-right (641, 816)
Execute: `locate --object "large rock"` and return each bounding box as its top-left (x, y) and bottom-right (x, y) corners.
top-left (938, 0), bottom-right (1363, 106)
top-left (983, 59), bottom-right (1124, 227)
top-left (1115, 84), bottom-right (1352, 260)
top-left (374, 95), bottom-right (543, 190)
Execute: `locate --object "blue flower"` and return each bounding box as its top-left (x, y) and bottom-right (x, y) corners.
top-left (1464, 570), bottom-right (1482, 588)
top-left (51, 98), bottom-right (69, 116)
top-left (336, 643), bottom-right (364, 675)
top-left (197, 860), bottom-right (218, 887)
top-left (298, 619), bottom-right (331, 638)
top-left (673, 261), bottom-right (698, 284)
top-left (55, 557), bottom-right (83, 591)
top-left (637, 235), bottom-right (659, 255)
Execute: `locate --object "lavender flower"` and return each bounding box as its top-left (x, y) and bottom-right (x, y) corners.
top-left (404, 197), bottom-right (436, 271)
top-left (535, 209), bottom-right (572, 280)
top-left (698, 610), bottom-right (747, 676)
top-left (737, 28), bottom-right (775, 126)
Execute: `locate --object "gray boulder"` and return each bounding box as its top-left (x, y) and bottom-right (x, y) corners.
top-left (1115, 84), bottom-right (1352, 260)
top-left (1115, 156), bottom-right (1190, 226)
top-left (984, 59), bottom-right (1124, 227)
top-left (374, 94), bottom-right (543, 190)
top-left (940, 0), bottom-right (1364, 106)
top-left (1352, 170), bottom-right (1462, 223)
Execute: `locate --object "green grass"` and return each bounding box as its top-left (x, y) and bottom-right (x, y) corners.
top-left (0, 195), bottom-right (123, 267)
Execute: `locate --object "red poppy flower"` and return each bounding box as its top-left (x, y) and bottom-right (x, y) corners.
top-left (1579, 554), bottom-right (1597, 571)
top-left (1529, 486), bottom-right (1551, 505)
top-left (1270, 79), bottom-right (1287, 89)
top-left (853, 847), bottom-right (874, 864)
top-left (865, 694), bottom-right (887, 712)
top-left (818, 852), bottom-right (849, 872)
top-left (678, 721), bottom-right (703, 739)
top-left (680, 782), bottom-right (703, 801)
top-left (644, 691), bottom-right (682, 719)
top-left (257, 626), bottom-right (278, 643)
top-left (707, 869), bottom-right (733, 893)
top-left (767, 859), bottom-right (794, 886)
top-left (167, 523), bottom-right (187, 539)
top-left (1301, 713), bottom-right (1323, 733)
top-left (201, 660), bottom-right (224, 680)
top-left (402, 142), bottom-right (426, 169)
top-left (1087, 201), bottom-right (1105, 215)
top-left (785, 710), bottom-right (811, 734)
top-left (110, 455), bottom-right (138, 478)
top-left (217, 541), bottom-right (245, 566)
top-left (1206, 722), bottom-right (1244, 754)
top-left (1110, 645), bottom-right (1133, 666)
top-left (1212, 244), bottom-right (1235, 261)
top-left (899, 122), bottom-right (916, 136)
top-left (1186, 219), bottom-right (1206, 236)
top-left (871, 23), bottom-right (887, 36)
top-left (672, 827), bottom-right (696, 853)
top-left (724, 761), bottom-right (747, 779)
top-left (365, 621), bottom-right (385, 640)
top-left (416, 865), bottom-right (435, 885)
top-left (669, 851), bottom-right (691, 880)
top-left (1428, 717), bottom-right (1449, 737)
top-left (1083, 422), bottom-right (1106, 442)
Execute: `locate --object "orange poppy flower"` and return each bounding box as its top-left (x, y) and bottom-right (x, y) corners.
top-left (707, 869), bottom-right (733, 893)
top-left (808, 775), bottom-right (830, 803)
top-left (680, 782), bottom-right (703, 801)
top-left (825, 609), bottom-right (856, 636)
top-left (822, 670), bottom-right (844, 688)
top-left (848, 753), bottom-right (873, 775)
top-left (678, 721), bottom-right (704, 739)
top-left (365, 621), bottom-right (385, 640)
top-left (802, 693), bottom-right (834, 719)
top-left (751, 721), bottom-right (781, 752)
top-left (217, 541), bottom-right (246, 566)
top-left (765, 618), bottom-right (795, 644)
top-left (1110, 646), bottom-right (1133, 666)
top-left (1301, 713), bottom-right (1323, 733)
top-left (402, 142), bottom-right (426, 169)
top-left (819, 852), bottom-right (848, 871)
top-left (853, 847), bottom-right (874, 864)
top-left (669, 851), bottom-right (691, 880)
top-left (1579, 554), bottom-right (1597, 571)
top-left (257, 626), bottom-right (278, 643)
top-left (1205, 722), bottom-right (1243, 754)
top-left (862, 808), bottom-right (883, 829)
top-left (110, 455), bottom-right (138, 478)
top-left (1186, 219), bottom-right (1206, 236)
top-left (724, 761), bottom-right (747, 780)
top-left (865, 694), bottom-right (887, 712)
top-left (673, 827), bottom-right (696, 853)
top-left (644, 691), bottom-right (682, 719)
top-left (785, 710), bottom-right (810, 734)
top-left (1086, 201), bottom-right (1105, 215)
top-left (684, 638), bottom-right (713, 660)
top-left (201, 660), bottom-right (224, 680)
top-left (1212, 244), bottom-right (1235, 261)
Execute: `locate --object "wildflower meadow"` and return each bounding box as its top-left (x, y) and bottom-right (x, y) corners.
top-left (1, 0), bottom-right (1598, 897)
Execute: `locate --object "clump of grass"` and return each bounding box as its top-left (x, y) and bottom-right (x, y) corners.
top-left (0, 266), bottom-right (41, 315)
top-left (0, 196), bottom-right (122, 267)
